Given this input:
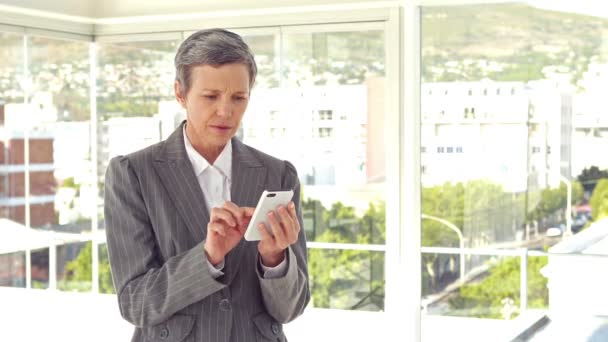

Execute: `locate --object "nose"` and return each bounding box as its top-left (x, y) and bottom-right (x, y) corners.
top-left (217, 98), bottom-right (233, 118)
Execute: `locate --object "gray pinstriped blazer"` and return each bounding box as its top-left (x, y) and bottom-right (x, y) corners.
top-left (104, 121), bottom-right (310, 342)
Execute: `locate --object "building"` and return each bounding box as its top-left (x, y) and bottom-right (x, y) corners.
top-left (420, 80), bottom-right (573, 192)
top-left (96, 111), bottom-right (180, 184)
top-left (0, 102), bottom-right (56, 228)
top-left (571, 62), bottom-right (608, 176)
top-left (242, 85), bottom-right (369, 187)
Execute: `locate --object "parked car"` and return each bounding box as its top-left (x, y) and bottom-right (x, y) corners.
top-left (546, 226), bottom-right (563, 237)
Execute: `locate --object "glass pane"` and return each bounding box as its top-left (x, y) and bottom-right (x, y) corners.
top-left (0, 251), bottom-right (25, 287)
top-left (242, 35), bottom-right (279, 89)
top-left (526, 255), bottom-right (548, 311)
top-left (97, 39), bottom-right (181, 223)
top-left (26, 36), bottom-right (92, 232)
top-left (31, 247), bottom-right (49, 289)
top-left (243, 29), bottom-right (386, 246)
top-left (308, 248), bottom-right (384, 311)
top-left (57, 241), bottom-right (91, 292)
top-left (0, 32), bottom-right (24, 104)
top-left (421, 2), bottom-right (608, 340)
top-left (98, 243), bottom-right (114, 294)
top-left (0, 33), bottom-right (25, 227)
top-left (425, 255), bottom-right (520, 318)
top-left (97, 40), bottom-right (178, 121)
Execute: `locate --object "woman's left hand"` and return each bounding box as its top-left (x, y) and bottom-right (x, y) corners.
top-left (257, 201), bottom-right (300, 267)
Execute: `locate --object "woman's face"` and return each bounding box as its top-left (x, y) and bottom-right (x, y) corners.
top-left (176, 63), bottom-right (250, 154)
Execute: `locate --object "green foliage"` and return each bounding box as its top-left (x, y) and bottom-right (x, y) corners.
top-left (421, 178), bottom-right (580, 301)
top-left (61, 242), bottom-right (114, 294)
top-left (62, 177), bottom-right (77, 189)
top-left (98, 244), bottom-right (115, 294)
top-left (421, 180), bottom-right (517, 294)
top-left (305, 201), bottom-right (385, 311)
top-left (590, 179), bottom-right (608, 220)
top-left (59, 242), bottom-right (92, 292)
top-left (98, 98), bottom-right (160, 118)
top-left (449, 256), bottom-right (548, 319)
top-left (526, 181), bottom-right (584, 223)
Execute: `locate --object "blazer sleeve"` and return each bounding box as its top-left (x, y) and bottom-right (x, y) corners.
top-left (257, 160), bottom-right (311, 323)
top-left (104, 156), bottom-right (226, 327)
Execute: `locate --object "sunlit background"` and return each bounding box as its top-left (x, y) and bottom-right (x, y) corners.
top-left (1, 0), bottom-right (608, 341)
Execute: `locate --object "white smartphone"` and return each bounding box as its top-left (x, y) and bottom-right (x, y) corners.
top-left (244, 190), bottom-right (294, 241)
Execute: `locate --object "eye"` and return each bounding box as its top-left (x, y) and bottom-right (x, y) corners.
top-left (203, 94), bottom-right (217, 100)
top-left (234, 96), bottom-right (248, 102)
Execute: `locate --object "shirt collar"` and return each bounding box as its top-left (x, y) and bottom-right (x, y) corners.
top-left (183, 124), bottom-right (232, 180)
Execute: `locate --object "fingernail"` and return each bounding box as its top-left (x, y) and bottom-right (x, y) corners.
top-left (268, 212), bottom-right (273, 218)
top-left (289, 202), bottom-right (295, 209)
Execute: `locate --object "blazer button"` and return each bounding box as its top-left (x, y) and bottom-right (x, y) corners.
top-left (219, 298), bottom-right (231, 311)
top-left (159, 327), bottom-right (169, 339)
top-left (271, 323), bottom-right (280, 335)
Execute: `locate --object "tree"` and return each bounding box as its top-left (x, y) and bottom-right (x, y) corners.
top-left (590, 179), bottom-right (608, 220)
top-left (578, 166), bottom-right (608, 193)
top-left (526, 181), bottom-right (584, 230)
top-left (449, 256), bottom-right (548, 319)
top-left (421, 180), bottom-right (514, 294)
top-left (306, 200), bottom-right (385, 311)
top-left (62, 242), bottom-right (114, 294)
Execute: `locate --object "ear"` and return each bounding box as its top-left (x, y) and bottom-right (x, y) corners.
top-left (174, 80), bottom-right (186, 108)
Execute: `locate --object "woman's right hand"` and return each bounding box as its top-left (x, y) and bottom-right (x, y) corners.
top-left (203, 201), bottom-right (254, 265)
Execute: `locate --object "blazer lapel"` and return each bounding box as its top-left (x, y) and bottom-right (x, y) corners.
top-left (230, 137), bottom-right (266, 208)
top-left (152, 122), bottom-right (209, 243)
top-left (225, 137), bottom-right (267, 282)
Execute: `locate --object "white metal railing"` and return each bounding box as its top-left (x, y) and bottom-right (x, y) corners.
top-left (420, 246), bottom-right (608, 315)
top-left (306, 241), bottom-right (386, 251)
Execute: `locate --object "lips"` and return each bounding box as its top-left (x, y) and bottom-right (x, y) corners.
top-left (209, 125), bottom-right (232, 132)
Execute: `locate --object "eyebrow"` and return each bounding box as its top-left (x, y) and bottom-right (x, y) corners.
top-left (201, 88), bottom-right (248, 95)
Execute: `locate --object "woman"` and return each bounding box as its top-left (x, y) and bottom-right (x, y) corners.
top-left (104, 28), bottom-right (310, 342)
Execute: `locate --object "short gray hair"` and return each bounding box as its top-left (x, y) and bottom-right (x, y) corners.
top-left (174, 28), bottom-right (257, 96)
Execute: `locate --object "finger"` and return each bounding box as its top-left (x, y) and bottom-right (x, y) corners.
top-left (267, 211), bottom-right (287, 247)
top-left (240, 207), bottom-right (256, 234)
top-left (276, 205), bottom-right (295, 237)
top-left (242, 207), bottom-right (255, 218)
top-left (288, 201), bottom-right (301, 234)
top-left (211, 207), bottom-right (237, 227)
top-left (208, 222), bottom-right (227, 237)
top-left (258, 223), bottom-right (274, 242)
top-left (223, 201), bottom-right (244, 226)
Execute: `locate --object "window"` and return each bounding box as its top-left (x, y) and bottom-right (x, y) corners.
top-left (316, 127), bottom-right (333, 138)
top-left (244, 27), bottom-right (388, 312)
top-left (316, 109), bottom-right (333, 120)
top-left (269, 110), bottom-right (280, 120)
top-left (437, 146), bottom-right (445, 153)
top-left (447, 147), bottom-right (454, 153)
top-left (421, 4), bottom-right (603, 338)
top-left (270, 127), bottom-right (286, 137)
